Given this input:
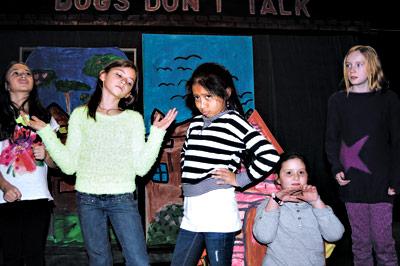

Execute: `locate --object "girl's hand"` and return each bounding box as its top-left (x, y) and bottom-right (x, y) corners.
top-left (296, 185), bottom-right (326, 208)
top-left (296, 185), bottom-right (319, 203)
top-left (32, 143), bottom-right (46, 160)
top-left (276, 187), bottom-right (303, 203)
top-left (153, 108), bottom-right (178, 130)
top-left (2, 183), bottom-right (22, 202)
top-left (335, 171), bottom-right (350, 186)
top-left (21, 111), bottom-right (47, 131)
top-left (265, 187), bottom-right (302, 211)
top-left (388, 187), bottom-right (396, 196)
top-left (212, 168), bottom-right (237, 186)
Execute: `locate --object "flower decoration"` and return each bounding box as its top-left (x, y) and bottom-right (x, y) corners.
top-left (0, 125), bottom-right (39, 177)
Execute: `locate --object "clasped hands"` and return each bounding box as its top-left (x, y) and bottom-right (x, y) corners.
top-left (275, 185), bottom-right (320, 204)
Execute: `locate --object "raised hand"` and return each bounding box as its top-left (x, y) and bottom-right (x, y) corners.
top-left (265, 186), bottom-right (302, 211)
top-left (20, 111), bottom-right (47, 131)
top-left (152, 108), bottom-right (178, 130)
top-left (296, 185), bottom-right (326, 208)
top-left (276, 187), bottom-right (304, 203)
top-left (296, 185), bottom-right (319, 203)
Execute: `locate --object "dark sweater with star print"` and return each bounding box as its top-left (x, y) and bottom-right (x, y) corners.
top-left (325, 89), bottom-right (400, 203)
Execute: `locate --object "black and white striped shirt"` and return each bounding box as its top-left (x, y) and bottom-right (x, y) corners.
top-left (181, 110), bottom-right (280, 196)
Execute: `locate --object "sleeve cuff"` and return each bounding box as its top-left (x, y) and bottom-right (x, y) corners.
top-left (49, 116), bottom-right (60, 132)
top-left (236, 171), bottom-right (252, 187)
top-left (149, 125), bottom-right (166, 139)
top-left (312, 205), bottom-right (334, 217)
top-left (37, 124), bottom-right (55, 138)
top-left (331, 166), bottom-right (344, 177)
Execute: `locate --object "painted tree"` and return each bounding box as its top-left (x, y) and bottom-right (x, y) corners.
top-left (55, 80), bottom-right (91, 114)
top-left (83, 54), bottom-right (125, 77)
top-left (32, 69), bottom-right (57, 87)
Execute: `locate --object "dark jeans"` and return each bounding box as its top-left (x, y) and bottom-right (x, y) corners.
top-left (171, 228), bottom-right (236, 266)
top-left (0, 199), bottom-right (52, 266)
top-left (346, 202), bottom-right (398, 266)
top-left (76, 192), bottom-right (149, 266)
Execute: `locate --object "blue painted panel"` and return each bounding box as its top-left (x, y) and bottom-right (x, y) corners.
top-left (142, 34), bottom-right (254, 130)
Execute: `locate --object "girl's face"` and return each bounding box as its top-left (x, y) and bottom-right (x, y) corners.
top-left (192, 83), bottom-right (227, 118)
top-left (6, 63), bottom-right (34, 95)
top-left (100, 66), bottom-right (136, 100)
top-left (278, 158), bottom-right (308, 189)
top-left (345, 51), bottom-right (369, 90)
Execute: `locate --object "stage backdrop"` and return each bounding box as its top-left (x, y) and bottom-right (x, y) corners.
top-left (26, 47), bottom-right (129, 114)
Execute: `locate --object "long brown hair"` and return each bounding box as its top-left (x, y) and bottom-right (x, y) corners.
top-left (0, 61), bottom-right (50, 140)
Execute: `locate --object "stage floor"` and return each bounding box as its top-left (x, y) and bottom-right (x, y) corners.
top-left (43, 221), bottom-right (399, 266)
top-left (0, 220), bottom-right (398, 265)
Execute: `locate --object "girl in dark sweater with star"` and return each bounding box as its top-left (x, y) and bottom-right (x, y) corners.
top-left (325, 45), bottom-right (400, 266)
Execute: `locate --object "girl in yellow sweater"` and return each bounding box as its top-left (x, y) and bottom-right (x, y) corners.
top-left (27, 59), bottom-right (177, 266)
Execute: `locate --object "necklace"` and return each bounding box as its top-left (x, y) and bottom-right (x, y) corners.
top-left (97, 105), bottom-right (123, 115)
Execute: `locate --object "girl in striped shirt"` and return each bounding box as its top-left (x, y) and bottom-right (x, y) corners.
top-left (171, 62), bottom-right (280, 266)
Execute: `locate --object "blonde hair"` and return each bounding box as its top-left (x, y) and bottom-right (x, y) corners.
top-left (343, 45), bottom-right (385, 92)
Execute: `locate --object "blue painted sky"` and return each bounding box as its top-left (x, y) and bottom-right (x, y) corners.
top-left (142, 34), bottom-right (255, 130)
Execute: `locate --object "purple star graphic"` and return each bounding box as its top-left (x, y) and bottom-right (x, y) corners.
top-left (340, 135), bottom-right (371, 174)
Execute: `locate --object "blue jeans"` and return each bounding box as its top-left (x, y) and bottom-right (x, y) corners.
top-left (76, 192), bottom-right (149, 266)
top-left (171, 229), bottom-right (236, 266)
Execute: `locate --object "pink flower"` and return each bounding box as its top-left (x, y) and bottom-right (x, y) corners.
top-left (0, 125), bottom-right (38, 176)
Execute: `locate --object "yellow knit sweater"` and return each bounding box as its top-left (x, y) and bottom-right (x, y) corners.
top-left (38, 106), bottom-right (166, 194)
